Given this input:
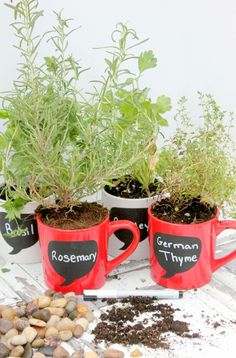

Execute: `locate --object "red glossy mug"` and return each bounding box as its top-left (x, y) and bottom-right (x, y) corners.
top-left (148, 207), bottom-right (236, 289)
top-left (36, 215), bottom-right (139, 293)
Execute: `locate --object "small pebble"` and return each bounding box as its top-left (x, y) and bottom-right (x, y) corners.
top-left (75, 318), bottom-right (89, 331)
top-left (69, 310), bottom-right (78, 320)
top-left (10, 345), bottom-right (24, 357)
top-left (39, 346), bottom-right (56, 356)
top-left (26, 302), bottom-right (38, 315)
top-left (45, 327), bottom-right (59, 338)
top-left (59, 330), bottom-right (72, 341)
top-left (33, 353), bottom-right (46, 358)
top-left (103, 348), bottom-right (124, 358)
top-left (0, 342), bottom-right (10, 358)
top-left (65, 301), bottom-right (76, 314)
top-left (56, 318), bottom-right (75, 331)
top-left (0, 319), bottom-right (13, 334)
top-left (52, 293), bottom-right (64, 300)
top-left (46, 315), bottom-right (60, 328)
top-left (70, 350), bottom-right (84, 358)
top-left (130, 349), bottom-right (143, 357)
top-left (5, 328), bottom-right (18, 340)
top-left (15, 319), bottom-right (30, 331)
top-left (32, 338), bottom-right (44, 348)
top-left (34, 327), bottom-right (46, 338)
top-left (1, 308), bottom-right (16, 320)
top-left (23, 342), bottom-right (33, 358)
top-left (15, 306), bottom-right (26, 318)
top-left (47, 307), bottom-right (65, 317)
top-left (81, 311), bottom-right (94, 323)
top-left (23, 326), bottom-right (37, 343)
top-left (10, 334), bottom-right (27, 346)
top-left (44, 335), bottom-right (61, 348)
top-left (73, 324), bottom-right (84, 338)
top-left (44, 289), bottom-right (55, 297)
top-left (84, 352), bottom-right (98, 358)
top-left (33, 309), bottom-right (51, 322)
top-left (64, 292), bottom-right (75, 298)
top-left (77, 304), bottom-right (89, 314)
top-left (38, 296), bottom-right (51, 309)
top-left (53, 345), bottom-right (69, 358)
top-left (28, 318), bottom-right (46, 327)
top-left (50, 298), bottom-right (67, 308)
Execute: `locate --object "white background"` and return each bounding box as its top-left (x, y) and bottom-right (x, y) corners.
top-left (0, 0), bottom-right (236, 137)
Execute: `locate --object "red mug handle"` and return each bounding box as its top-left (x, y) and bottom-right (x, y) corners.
top-left (212, 220), bottom-right (236, 272)
top-left (106, 220), bottom-right (140, 275)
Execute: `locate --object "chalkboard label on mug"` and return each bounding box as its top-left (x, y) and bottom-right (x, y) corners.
top-left (48, 240), bottom-right (98, 286)
top-left (153, 232), bottom-right (202, 278)
top-left (0, 212), bottom-right (38, 255)
top-left (110, 207), bottom-right (148, 250)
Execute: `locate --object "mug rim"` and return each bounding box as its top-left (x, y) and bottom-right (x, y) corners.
top-left (102, 186), bottom-right (159, 203)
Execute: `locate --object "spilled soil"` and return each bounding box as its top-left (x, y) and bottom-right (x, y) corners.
top-left (92, 297), bottom-right (200, 349)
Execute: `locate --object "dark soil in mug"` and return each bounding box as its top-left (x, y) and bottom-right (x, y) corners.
top-left (152, 197), bottom-right (216, 224)
top-left (105, 176), bottom-right (161, 199)
top-left (93, 297), bottom-right (200, 349)
top-left (38, 202), bottom-right (108, 230)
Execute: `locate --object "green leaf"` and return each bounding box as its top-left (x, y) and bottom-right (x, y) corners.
top-left (1, 268), bottom-right (10, 273)
top-left (156, 113), bottom-right (168, 126)
top-left (2, 197), bottom-right (28, 221)
top-left (155, 95), bottom-right (172, 113)
top-left (0, 110), bottom-right (10, 119)
top-left (138, 50), bottom-right (157, 73)
top-left (44, 56), bottom-right (58, 73)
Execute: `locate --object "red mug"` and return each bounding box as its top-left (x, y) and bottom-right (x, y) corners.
top-left (148, 207), bottom-right (236, 290)
top-left (36, 214), bottom-right (139, 293)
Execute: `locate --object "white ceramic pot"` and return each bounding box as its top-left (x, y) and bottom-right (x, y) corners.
top-left (101, 188), bottom-right (158, 260)
top-left (0, 199), bottom-right (41, 264)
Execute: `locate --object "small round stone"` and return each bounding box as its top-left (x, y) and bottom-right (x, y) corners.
top-left (50, 298), bottom-right (67, 308)
top-left (45, 327), bottom-right (59, 338)
top-left (5, 328), bottom-right (18, 340)
top-left (38, 296), bottom-right (51, 309)
top-left (75, 318), bottom-right (89, 331)
top-left (53, 345), bottom-right (69, 358)
top-left (46, 315), bottom-right (61, 328)
top-left (59, 330), bottom-right (72, 341)
top-left (38, 346), bottom-right (56, 356)
top-left (23, 326), bottom-right (37, 343)
top-left (73, 324), bottom-right (84, 338)
top-left (15, 318), bottom-right (30, 331)
top-left (77, 304), bottom-right (89, 314)
top-left (84, 352), bottom-right (98, 358)
top-left (81, 311), bottom-right (94, 323)
top-left (64, 292), bottom-right (75, 298)
top-left (130, 349), bottom-right (143, 357)
top-left (0, 318), bottom-right (13, 334)
top-left (23, 342), bottom-right (33, 358)
top-left (69, 310), bottom-right (78, 320)
top-left (0, 342), bottom-right (10, 358)
top-left (28, 318), bottom-right (46, 327)
top-left (34, 326), bottom-right (46, 338)
top-left (65, 301), bottom-right (76, 314)
top-left (26, 302), bottom-right (39, 315)
top-left (1, 308), bottom-right (16, 320)
top-left (33, 353), bottom-right (46, 358)
top-left (44, 335), bottom-right (61, 348)
top-left (32, 338), bottom-right (45, 348)
top-left (47, 307), bottom-right (65, 317)
top-left (10, 345), bottom-right (24, 357)
top-left (103, 349), bottom-right (124, 358)
top-left (10, 334), bottom-right (27, 346)
top-left (15, 306), bottom-right (26, 318)
top-left (52, 293), bottom-right (64, 300)
top-left (44, 289), bottom-right (55, 297)
top-left (32, 309), bottom-right (51, 322)
top-left (56, 318), bottom-right (75, 331)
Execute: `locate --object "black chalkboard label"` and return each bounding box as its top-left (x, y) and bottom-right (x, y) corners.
top-left (0, 212), bottom-right (38, 255)
top-left (153, 232), bottom-right (202, 278)
top-left (48, 240), bottom-right (98, 286)
top-left (110, 207), bottom-right (148, 250)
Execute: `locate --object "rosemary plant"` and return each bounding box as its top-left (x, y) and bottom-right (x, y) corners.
top-left (0, 1), bottom-right (168, 219)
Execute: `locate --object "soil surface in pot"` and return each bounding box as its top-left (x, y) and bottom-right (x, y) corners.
top-left (105, 176), bottom-right (161, 199)
top-left (152, 197), bottom-right (216, 224)
top-left (38, 202), bottom-right (108, 230)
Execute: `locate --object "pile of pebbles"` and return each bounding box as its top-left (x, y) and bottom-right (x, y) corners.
top-left (0, 290), bottom-right (126, 358)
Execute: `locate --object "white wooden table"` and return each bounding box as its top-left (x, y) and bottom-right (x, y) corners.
top-left (0, 232), bottom-right (236, 358)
